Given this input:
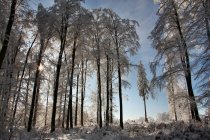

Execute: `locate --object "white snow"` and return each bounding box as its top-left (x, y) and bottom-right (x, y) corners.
top-left (6, 121), bottom-right (210, 140)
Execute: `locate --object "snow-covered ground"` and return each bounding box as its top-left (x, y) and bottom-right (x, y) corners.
top-left (5, 121), bottom-right (210, 140)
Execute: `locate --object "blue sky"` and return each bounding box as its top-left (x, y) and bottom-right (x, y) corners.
top-left (34, 0), bottom-right (169, 120)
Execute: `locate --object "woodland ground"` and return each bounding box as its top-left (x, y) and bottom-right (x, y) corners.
top-left (3, 121), bottom-right (210, 140)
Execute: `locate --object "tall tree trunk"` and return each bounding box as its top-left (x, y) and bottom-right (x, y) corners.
top-left (51, 18), bottom-right (67, 132)
top-left (24, 69), bottom-right (31, 128)
top-left (83, 60), bottom-right (87, 100)
top-left (106, 55), bottom-right (110, 126)
top-left (74, 73), bottom-right (79, 126)
top-left (62, 72), bottom-right (69, 128)
top-left (143, 94), bottom-right (148, 123)
top-left (51, 49), bottom-right (63, 132)
top-left (171, 81), bottom-right (177, 121)
top-left (96, 45), bottom-right (102, 128)
top-left (51, 45), bottom-right (65, 132)
top-left (97, 93), bottom-right (99, 125)
top-left (33, 78), bottom-right (41, 127)
top-left (109, 59), bottom-right (113, 124)
top-left (58, 77), bottom-right (64, 128)
top-left (66, 34), bottom-right (77, 129)
top-left (80, 58), bottom-right (84, 126)
top-left (0, 0), bottom-right (17, 68)
top-left (82, 60), bottom-right (87, 125)
top-left (172, 0), bottom-right (201, 121)
top-left (45, 82), bottom-right (50, 126)
top-left (203, 0), bottom-right (210, 47)
top-left (27, 38), bottom-right (45, 132)
top-left (115, 30), bottom-right (123, 129)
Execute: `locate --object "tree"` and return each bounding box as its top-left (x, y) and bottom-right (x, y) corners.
top-left (137, 61), bottom-right (150, 123)
top-left (150, 0), bottom-right (201, 121)
top-left (109, 59), bottom-right (114, 124)
top-left (45, 78), bottom-right (50, 126)
top-left (105, 53), bottom-right (110, 126)
top-left (74, 67), bottom-right (80, 126)
top-left (0, 0), bottom-right (17, 68)
top-left (90, 9), bottom-right (106, 128)
top-left (62, 70), bottom-right (69, 128)
top-left (81, 59), bottom-right (88, 126)
top-left (80, 57), bottom-right (85, 126)
top-left (103, 8), bottom-right (140, 128)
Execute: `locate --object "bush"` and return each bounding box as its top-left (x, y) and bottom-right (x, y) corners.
top-left (156, 112), bottom-right (170, 122)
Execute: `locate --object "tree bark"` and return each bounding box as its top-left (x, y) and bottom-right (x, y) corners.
top-left (143, 94), bottom-right (148, 123)
top-left (80, 58), bottom-right (84, 126)
top-left (62, 72), bottom-right (69, 128)
top-left (58, 77), bottom-right (64, 128)
top-left (106, 55), bottom-right (110, 126)
top-left (24, 69), bottom-right (31, 128)
top-left (82, 60), bottom-right (87, 125)
top-left (33, 78), bottom-right (41, 127)
top-left (96, 42), bottom-right (102, 128)
top-left (0, 0), bottom-right (17, 68)
top-left (44, 82), bottom-right (50, 126)
top-left (171, 81), bottom-right (177, 121)
top-left (97, 93), bottom-right (99, 125)
top-left (109, 59), bottom-right (113, 124)
top-left (74, 73), bottom-right (79, 126)
top-left (66, 34), bottom-right (77, 129)
top-left (115, 30), bottom-right (123, 129)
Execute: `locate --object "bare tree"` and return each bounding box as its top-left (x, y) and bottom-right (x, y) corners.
top-left (0, 0), bottom-right (17, 68)
top-left (137, 61), bottom-right (150, 123)
top-left (103, 9), bottom-right (140, 128)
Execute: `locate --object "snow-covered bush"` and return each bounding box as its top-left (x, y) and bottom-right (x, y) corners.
top-left (156, 112), bottom-right (170, 122)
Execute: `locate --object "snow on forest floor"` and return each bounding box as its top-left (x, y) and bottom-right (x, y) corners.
top-left (4, 121), bottom-right (210, 140)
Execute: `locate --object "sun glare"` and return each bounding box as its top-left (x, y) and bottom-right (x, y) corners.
top-left (38, 64), bottom-right (44, 71)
